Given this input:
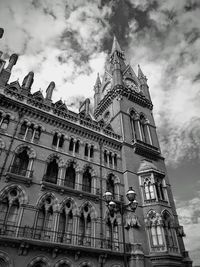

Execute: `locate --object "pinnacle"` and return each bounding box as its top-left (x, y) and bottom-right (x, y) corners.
top-left (94, 73), bottom-right (101, 87)
top-left (111, 35), bottom-right (123, 55)
top-left (138, 64), bottom-right (144, 78)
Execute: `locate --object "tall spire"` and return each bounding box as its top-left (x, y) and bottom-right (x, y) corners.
top-left (110, 36), bottom-right (124, 59)
top-left (94, 73), bottom-right (101, 89)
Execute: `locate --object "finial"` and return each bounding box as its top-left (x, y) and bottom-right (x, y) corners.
top-left (6, 54), bottom-right (18, 71)
top-left (22, 71), bottom-right (34, 90)
top-left (46, 81), bottom-right (55, 100)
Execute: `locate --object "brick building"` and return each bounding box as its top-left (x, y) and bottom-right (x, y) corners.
top-left (0, 35), bottom-right (192, 267)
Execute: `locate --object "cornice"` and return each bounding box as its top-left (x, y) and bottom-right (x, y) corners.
top-left (0, 91), bottom-right (122, 150)
top-left (94, 85), bottom-right (153, 118)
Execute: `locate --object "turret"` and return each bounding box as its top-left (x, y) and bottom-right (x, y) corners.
top-left (138, 64), bottom-right (151, 101)
top-left (0, 53), bottom-right (18, 85)
top-left (45, 81), bottom-right (55, 105)
top-left (94, 73), bottom-right (101, 110)
top-left (21, 71), bottom-right (34, 94)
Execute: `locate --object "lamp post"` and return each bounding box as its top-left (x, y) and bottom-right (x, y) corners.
top-left (103, 187), bottom-right (138, 267)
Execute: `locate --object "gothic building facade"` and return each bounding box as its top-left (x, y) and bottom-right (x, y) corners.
top-left (0, 34), bottom-right (192, 267)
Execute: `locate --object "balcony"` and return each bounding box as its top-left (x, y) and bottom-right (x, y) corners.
top-left (132, 140), bottom-right (161, 160)
top-left (0, 223), bottom-right (141, 256)
top-left (5, 165), bottom-right (33, 186)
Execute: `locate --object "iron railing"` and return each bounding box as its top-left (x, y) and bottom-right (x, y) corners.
top-left (0, 223), bottom-right (137, 253)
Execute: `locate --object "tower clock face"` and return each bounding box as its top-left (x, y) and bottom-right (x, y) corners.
top-left (125, 79), bottom-right (139, 92)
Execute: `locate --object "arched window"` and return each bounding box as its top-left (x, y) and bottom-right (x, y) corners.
top-left (107, 174), bottom-right (115, 199)
top-left (45, 158), bottom-right (58, 184)
top-left (75, 140), bottom-right (80, 153)
top-left (59, 135), bottom-right (65, 148)
top-left (84, 144), bottom-right (89, 157)
top-left (69, 138), bottom-right (74, 151)
top-left (1, 115), bottom-right (10, 130)
top-left (139, 114), bottom-right (146, 142)
top-left (19, 121), bottom-right (27, 137)
top-left (106, 217), bottom-right (119, 251)
top-left (146, 210), bottom-right (164, 251)
top-left (79, 204), bottom-right (92, 246)
top-left (144, 179), bottom-right (155, 201)
top-left (35, 196), bottom-right (54, 241)
top-left (90, 145), bottom-right (94, 158)
top-left (12, 148), bottom-right (29, 176)
top-left (0, 188), bottom-right (21, 235)
top-left (58, 200), bottom-right (73, 244)
top-left (26, 124), bottom-right (34, 141)
top-left (64, 162), bottom-right (76, 189)
top-left (155, 175), bottom-right (166, 201)
top-left (82, 167), bottom-right (92, 193)
top-left (32, 261), bottom-right (46, 267)
top-left (34, 126), bottom-right (41, 141)
top-left (104, 150), bottom-right (107, 164)
top-left (162, 211), bottom-right (177, 249)
top-left (52, 133), bottom-right (58, 146)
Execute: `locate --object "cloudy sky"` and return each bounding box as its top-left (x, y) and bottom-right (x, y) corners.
top-left (0, 0), bottom-right (200, 264)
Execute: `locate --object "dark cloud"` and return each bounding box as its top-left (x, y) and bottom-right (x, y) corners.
top-left (193, 73), bottom-right (200, 83)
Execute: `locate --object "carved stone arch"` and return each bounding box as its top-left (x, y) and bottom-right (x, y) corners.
top-left (38, 124), bottom-right (45, 131)
top-left (36, 192), bottom-right (59, 211)
top-left (139, 112), bottom-right (146, 120)
top-left (79, 201), bottom-right (97, 220)
top-left (14, 144), bottom-right (36, 159)
top-left (27, 255), bottom-right (50, 267)
top-left (54, 258), bottom-right (72, 267)
top-left (59, 197), bottom-right (77, 214)
top-left (0, 138), bottom-right (5, 150)
top-left (79, 261), bottom-right (93, 267)
top-left (20, 118), bottom-right (30, 124)
top-left (128, 107), bottom-right (138, 118)
top-left (161, 209), bottom-right (174, 227)
top-left (0, 250), bottom-right (13, 267)
top-left (82, 164), bottom-right (96, 177)
top-left (46, 153), bottom-right (64, 168)
top-left (106, 172), bottom-right (120, 184)
top-left (0, 184), bottom-right (28, 205)
top-left (65, 158), bottom-right (78, 170)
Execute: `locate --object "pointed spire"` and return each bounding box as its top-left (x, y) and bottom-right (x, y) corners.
top-left (94, 73), bottom-right (101, 88)
top-left (111, 36), bottom-right (123, 55)
top-left (138, 64), bottom-right (146, 79)
top-left (46, 81), bottom-right (55, 101)
top-left (22, 71), bottom-right (34, 90)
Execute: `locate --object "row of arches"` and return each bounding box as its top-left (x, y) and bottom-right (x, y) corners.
top-left (0, 185), bottom-right (122, 251)
top-left (130, 109), bottom-right (152, 145)
top-left (145, 210), bottom-right (178, 252)
top-left (9, 145), bottom-right (121, 196)
top-left (0, 251), bottom-right (98, 267)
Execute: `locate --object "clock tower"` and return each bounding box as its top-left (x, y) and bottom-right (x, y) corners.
top-left (94, 36), bottom-right (192, 267)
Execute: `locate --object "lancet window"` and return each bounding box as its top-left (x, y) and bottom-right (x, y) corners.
top-left (130, 110), bottom-right (152, 145)
top-left (0, 186), bottom-right (26, 235)
top-left (35, 196), bottom-right (55, 241)
top-left (10, 146), bottom-right (35, 177)
top-left (106, 215), bottom-right (120, 251)
top-left (145, 210), bottom-right (164, 251)
top-left (52, 132), bottom-right (65, 149)
top-left (45, 158), bottom-right (59, 184)
top-left (57, 199), bottom-right (74, 244)
top-left (103, 150), bottom-right (118, 169)
top-left (19, 121), bottom-right (41, 142)
top-left (162, 210), bottom-right (178, 250)
top-left (78, 203), bottom-right (96, 246)
top-left (69, 137), bottom-right (80, 154)
top-left (64, 161), bottom-right (76, 189)
top-left (82, 167), bottom-right (92, 193)
top-left (0, 114), bottom-right (10, 130)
